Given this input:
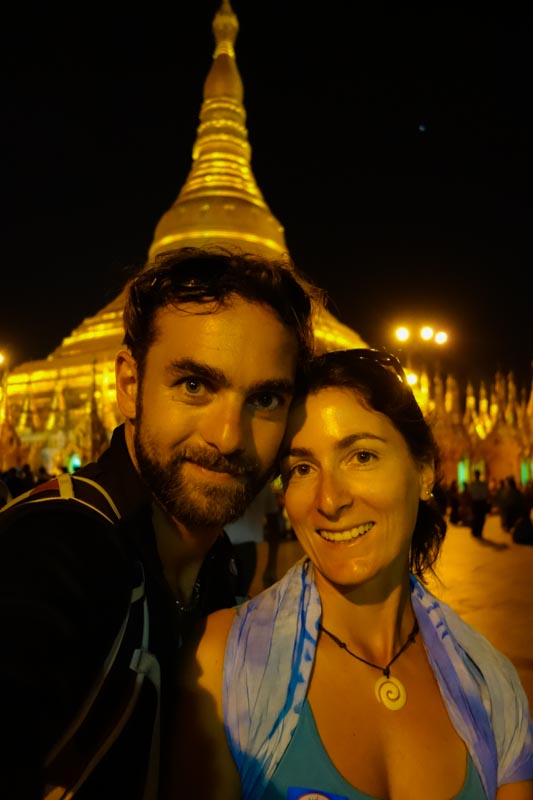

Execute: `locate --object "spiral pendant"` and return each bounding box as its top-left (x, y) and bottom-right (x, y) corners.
top-left (374, 675), bottom-right (407, 710)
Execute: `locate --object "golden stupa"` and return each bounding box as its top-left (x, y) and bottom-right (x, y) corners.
top-left (1, 0), bottom-right (365, 473)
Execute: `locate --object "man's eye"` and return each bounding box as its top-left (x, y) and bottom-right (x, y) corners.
top-left (251, 393), bottom-right (281, 410)
top-left (355, 450), bottom-right (375, 464)
top-left (181, 378), bottom-right (203, 394)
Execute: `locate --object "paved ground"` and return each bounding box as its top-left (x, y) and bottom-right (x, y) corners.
top-left (250, 513), bottom-right (533, 716)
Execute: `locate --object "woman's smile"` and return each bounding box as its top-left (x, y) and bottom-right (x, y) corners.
top-left (317, 521), bottom-right (375, 543)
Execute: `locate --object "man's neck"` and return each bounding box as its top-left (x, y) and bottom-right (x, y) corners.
top-left (150, 500), bottom-right (222, 606)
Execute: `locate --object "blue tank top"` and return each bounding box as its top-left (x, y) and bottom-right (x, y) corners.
top-left (262, 700), bottom-right (487, 800)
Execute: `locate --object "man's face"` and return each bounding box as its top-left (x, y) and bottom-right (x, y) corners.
top-left (133, 296), bottom-right (299, 532)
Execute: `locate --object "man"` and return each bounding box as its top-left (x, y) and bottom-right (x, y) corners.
top-left (469, 468), bottom-right (490, 538)
top-left (0, 475), bottom-right (11, 508)
top-left (0, 246), bottom-right (317, 799)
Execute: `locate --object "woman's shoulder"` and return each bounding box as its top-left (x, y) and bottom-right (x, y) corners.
top-left (178, 607), bottom-right (238, 717)
top-left (195, 608), bottom-right (237, 674)
top-left (203, 606), bottom-right (238, 643)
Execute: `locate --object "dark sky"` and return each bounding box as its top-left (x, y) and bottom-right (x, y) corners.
top-left (2, 4), bottom-right (532, 393)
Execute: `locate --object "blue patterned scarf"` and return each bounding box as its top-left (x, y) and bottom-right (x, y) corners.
top-left (224, 558), bottom-right (533, 800)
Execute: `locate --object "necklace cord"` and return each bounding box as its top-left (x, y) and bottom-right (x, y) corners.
top-left (319, 619), bottom-right (419, 678)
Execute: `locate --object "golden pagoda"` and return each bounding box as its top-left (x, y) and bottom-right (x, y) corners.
top-left (3, 0), bottom-right (365, 474)
top-left (3, 1), bottom-right (532, 485)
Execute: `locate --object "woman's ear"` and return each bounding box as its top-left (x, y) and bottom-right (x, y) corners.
top-left (115, 349), bottom-right (138, 422)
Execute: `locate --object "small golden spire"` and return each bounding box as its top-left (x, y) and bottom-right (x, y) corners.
top-left (150, 0), bottom-right (285, 259)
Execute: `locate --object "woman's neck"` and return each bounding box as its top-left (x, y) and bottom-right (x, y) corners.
top-left (315, 568), bottom-right (415, 665)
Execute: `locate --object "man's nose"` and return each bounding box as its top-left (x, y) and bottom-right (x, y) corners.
top-left (199, 397), bottom-right (247, 455)
top-left (316, 471), bottom-right (353, 520)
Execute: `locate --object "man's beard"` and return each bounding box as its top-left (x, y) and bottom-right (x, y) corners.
top-left (134, 424), bottom-right (270, 529)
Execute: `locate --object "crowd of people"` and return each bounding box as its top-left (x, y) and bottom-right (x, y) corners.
top-left (0, 246), bottom-right (532, 799)
top-left (439, 473), bottom-right (533, 543)
top-left (0, 463), bottom-right (54, 508)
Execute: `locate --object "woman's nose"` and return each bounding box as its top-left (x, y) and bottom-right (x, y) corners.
top-left (315, 472), bottom-right (353, 520)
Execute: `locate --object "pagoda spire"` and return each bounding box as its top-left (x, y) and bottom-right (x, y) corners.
top-left (150, 0), bottom-right (286, 259)
top-left (148, 0), bottom-right (366, 352)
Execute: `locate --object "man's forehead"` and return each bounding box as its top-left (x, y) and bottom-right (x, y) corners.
top-left (155, 295), bottom-right (284, 327)
top-left (150, 299), bottom-right (299, 382)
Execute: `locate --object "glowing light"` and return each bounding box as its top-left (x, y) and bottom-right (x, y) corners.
top-left (435, 331), bottom-right (448, 345)
top-left (407, 372), bottom-right (418, 387)
top-left (395, 327), bottom-right (410, 343)
top-left (420, 326), bottom-right (434, 341)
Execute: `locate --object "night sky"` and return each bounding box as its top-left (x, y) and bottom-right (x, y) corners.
top-left (2, 4), bottom-right (532, 393)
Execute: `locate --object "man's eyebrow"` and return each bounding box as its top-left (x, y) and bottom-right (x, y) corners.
top-left (247, 379), bottom-right (294, 396)
top-left (165, 360), bottom-right (294, 396)
top-left (165, 358), bottom-right (228, 386)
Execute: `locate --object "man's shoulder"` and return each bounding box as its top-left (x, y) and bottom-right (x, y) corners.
top-left (0, 489), bottom-right (132, 567)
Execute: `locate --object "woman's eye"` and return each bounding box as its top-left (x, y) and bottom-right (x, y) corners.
top-left (291, 463), bottom-right (311, 477)
top-left (355, 450), bottom-right (375, 464)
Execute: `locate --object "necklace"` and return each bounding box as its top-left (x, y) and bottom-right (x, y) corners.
top-left (319, 618), bottom-right (419, 712)
top-left (175, 577), bottom-right (201, 614)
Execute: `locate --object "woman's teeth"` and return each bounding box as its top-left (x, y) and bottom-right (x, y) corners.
top-left (318, 522), bottom-right (374, 542)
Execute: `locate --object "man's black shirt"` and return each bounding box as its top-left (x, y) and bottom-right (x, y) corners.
top-left (0, 424), bottom-right (239, 799)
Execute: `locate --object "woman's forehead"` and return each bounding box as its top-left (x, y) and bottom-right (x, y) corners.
top-left (284, 387), bottom-right (390, 445)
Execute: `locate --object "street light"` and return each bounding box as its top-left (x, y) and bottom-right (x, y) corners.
top-left (393, 323), bottom-right (449, 379)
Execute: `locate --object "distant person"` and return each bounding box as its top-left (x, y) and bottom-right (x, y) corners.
top-left (2, 467), bottom-right (25, 499)
top-left (225, 481), bottom-right (283, 597)
top-left (458, 480), bottom-right (472, 526)
top-left (19, 462), bottom-right (36, 492)
top-left (500, 476), bottom-right (527, 534)
top-left (511, 514), bottom-right (533, 546)
top-left (35, 465), bottom-right (52, 485)
top-left (447, 478), bottom-right (461, 524)
top-left (469, 469), bottom-right (490, 539)
top-left (0, 477), bottom-right (11, 509)
top-left (174, 348), bottom-right (533, 799)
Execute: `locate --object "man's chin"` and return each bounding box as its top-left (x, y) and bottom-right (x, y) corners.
top-left (160, 483), bottom-right (251, 530)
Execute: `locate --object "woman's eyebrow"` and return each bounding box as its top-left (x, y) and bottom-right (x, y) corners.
top-left (280, 446), bottom-right (313, 461)
top-left (281, 432), bottom-right (387, 461)
top-left (336, 432), bottom-right (385, 450)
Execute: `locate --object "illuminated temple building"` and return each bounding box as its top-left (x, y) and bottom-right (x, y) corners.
top-left (1, 0), bottom-right (532, 487)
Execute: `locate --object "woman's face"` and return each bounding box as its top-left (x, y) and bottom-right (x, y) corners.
top-left (281, 387), bottom-right (434, 593)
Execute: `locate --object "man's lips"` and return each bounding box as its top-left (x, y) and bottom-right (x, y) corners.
top-left (183, 456), bottom-right (251, 478)
top-left (184, 460), bottom-right (246, 482)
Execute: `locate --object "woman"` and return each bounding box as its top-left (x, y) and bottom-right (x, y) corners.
top-left (173, 349), bottom-right (533, 800)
